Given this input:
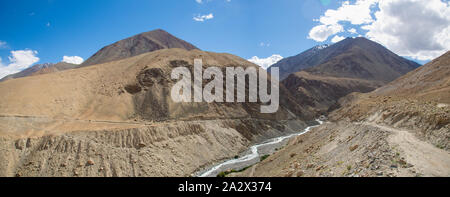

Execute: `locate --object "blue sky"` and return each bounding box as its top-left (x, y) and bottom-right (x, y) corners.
top-left (0, 0), bottom-right (449, 77)
top-left (0, 0), bottom-right (341, 63)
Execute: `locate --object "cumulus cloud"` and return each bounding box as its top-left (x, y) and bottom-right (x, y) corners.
top-left (308, 0), bottom-right (450, 60)
top-left (62, 56), bottom-right (84, 64)
top-left (308, 24), bottom-right (344, 42)
top-left (193, 13), bottom-right (214, 22)
top-left (0, 50), bottom-right (40, 79)
top-left (364, 0), bottom-right (450, 61)
top-left (248, 54), bottom-right (283, 70)
top-left (195, 0), bottom-right (203, 3)
top-left (318, 0), bottom-right (378, 26)
top-left (331, 35), bottom-right (346, 43)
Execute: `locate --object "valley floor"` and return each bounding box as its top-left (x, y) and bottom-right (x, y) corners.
top-left (232, 121), bottom-right (450, 177)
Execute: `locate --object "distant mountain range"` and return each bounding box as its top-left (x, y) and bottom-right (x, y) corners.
top-left (0, 62), bottom-right (77, 82)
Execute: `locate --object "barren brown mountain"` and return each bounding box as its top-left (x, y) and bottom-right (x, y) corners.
top-left (277, 37), bottom-right (421, 115)
top-left (0, 45), bottom-right (315, 177)
top-left (80, 29), bottom-right (199, 67)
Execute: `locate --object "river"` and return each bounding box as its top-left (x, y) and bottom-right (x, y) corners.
top-left (197, 120), bottom-right (323, 177)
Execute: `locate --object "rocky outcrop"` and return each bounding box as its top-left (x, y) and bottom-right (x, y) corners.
top-left (0, 118), bottom-right (306, 177)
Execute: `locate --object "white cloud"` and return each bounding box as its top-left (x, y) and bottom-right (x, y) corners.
top-left (331, 35), bottom-right (346, 43)
top-left (193, 13), bottom-right (214, 22)
top-left (259, 42), bottom-right (271, 47)
top-left (195, 0), bottom-right (202, 3)
top-left (0, 50), bottom-right (40, 79)
top-left (308, 24), bottom-right (344, 42)
top-left (348, 28), bottom-right (358, 34)
top-left (248, 54), bottom-right (283, 70)
top-left (364, 0), bottom-right (450, 61)
top-left (318, 0), bottom-right (379, 26)
top-left (62, 56), bottom-right (84, 65)
top-left (0, 41), bottom-right (7, 49)
top-left (308, 0), bottom-right (450, 61)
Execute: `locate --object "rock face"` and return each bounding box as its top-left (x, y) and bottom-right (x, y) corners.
top-left (0, 47), bottom-right (311, 177)
top-left (272, 37), bottom-right (421, 115)
top-left (0, 62), bottom-right (77, 82)
top-left (80, 29), bottom-right (199, 67)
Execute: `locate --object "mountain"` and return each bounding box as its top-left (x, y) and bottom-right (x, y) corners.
top-left (80, 29), bottom-right (199, 67)
top-left (230, 52), bottom-right (449, 178)
top-left (302, 37), bottom-right (421, 82)
top-left (0, 62), bottom-right (78, 82)
top-left (275, 37), bottom-right (421, 114)
top-left (270, 37), bottom-right (420, 81)
top-left (0, 47), bottom-right (313, 177)
top-left (268, 44), bottom-right (329, 80)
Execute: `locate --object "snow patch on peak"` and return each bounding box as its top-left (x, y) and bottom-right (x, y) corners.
top-left (315, 44), bottom-right (329, 50)
top-left (248, 54), bottom-right (284, 70)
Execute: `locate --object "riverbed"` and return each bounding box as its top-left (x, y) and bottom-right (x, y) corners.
top-left (197, 120), bottom-right (323, 177)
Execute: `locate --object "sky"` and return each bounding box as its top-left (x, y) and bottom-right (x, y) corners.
top-left (0, 0), bottom-right (449, 78)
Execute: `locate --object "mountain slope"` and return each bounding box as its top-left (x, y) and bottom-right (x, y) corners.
top-left (282, 71), bottom-right (382, 113)
top-left (0, 62), bottom-right (78, 82)
top-left (268, 44), bottom-right (329, 80)
top-left (332, 51), bottom-right (450, 148)
top-left (276, 37), bottom-right (421, 114)
top-left (80, 29), bottom-right (199, 67)
top-left (231, 51), bottom-right (449, 178)
top-left (303, 37), bottom-right (420, 83)
top-left (270, 37), bottom-right (420, 81)
top-left (0, 48), bottom-right (313, 177)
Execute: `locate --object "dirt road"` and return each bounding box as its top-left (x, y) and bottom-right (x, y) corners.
top-left (368, 123), bottom-right (450, 177)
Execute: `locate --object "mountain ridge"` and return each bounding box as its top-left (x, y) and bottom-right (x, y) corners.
top-left (275, 37), bottom-right (421, 115)
top-left (80, 29), bottom-right (199, 67)
top-left (0, 62), bottom-right (78, 82)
